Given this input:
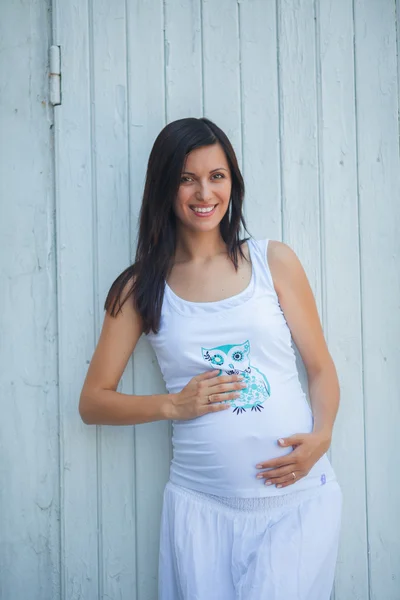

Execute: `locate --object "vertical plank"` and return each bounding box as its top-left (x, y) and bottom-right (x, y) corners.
top-left (239, 0), bottom-right (282, 239)
top-left (165, 0), bottom-right (203, 121)
top-left (202, 0), bottom-right (243, 168)
top-left (397, 0), bottom-right (400, 116)
top-left (277, 0), bottom-right (322, 401)
top-left (354, 0), bottom-right (400, 597)
top-left (317, 1), bottom-right (369, 597)
top-left (0, 2), bottom-right (60, 599)
top-left (126, 1), bottom-right (171, 598)
top-left (277, 0), bottom-right (321, 299)
top-left (90, 1), bottom-right (137, 598)
top-left (52, 0), bottom-right (99, 597)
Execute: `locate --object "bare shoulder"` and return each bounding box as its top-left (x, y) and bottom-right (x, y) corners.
top-left (267, 239), bottom-right (299, 265)
top-left (103, 275), bottom-right (143, 343)
top-left (105, 273), bottom-right (138, 318)
top-left (267, 240), bottom-right (305, 294)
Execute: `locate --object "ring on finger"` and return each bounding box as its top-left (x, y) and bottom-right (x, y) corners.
top-left (208, 395), bottom-right (212, 403)
top-left (292, 472), bottom-right (296, 480)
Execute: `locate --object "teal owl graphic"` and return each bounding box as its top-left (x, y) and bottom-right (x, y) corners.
top-left (201, 340), bottom-right (271, 414)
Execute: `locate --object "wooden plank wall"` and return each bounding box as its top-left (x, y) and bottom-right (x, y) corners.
top-left (0, 2), bottom-right (60, 600)
top-left (1, 1), bottom-right (399, 599)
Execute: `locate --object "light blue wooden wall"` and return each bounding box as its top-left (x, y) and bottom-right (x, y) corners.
top-left (0, 1), bottom-right (60, 599)
top-left (1, 1), bottom-right (399, 599)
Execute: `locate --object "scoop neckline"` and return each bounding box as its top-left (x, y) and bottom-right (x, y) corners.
top-left (164, 238), bottom-right (256, 314)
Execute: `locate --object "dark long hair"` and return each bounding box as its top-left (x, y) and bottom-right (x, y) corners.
top-left (104, 117), bottom-right (250, 334)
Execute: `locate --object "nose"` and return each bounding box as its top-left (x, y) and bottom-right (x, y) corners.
top-left (195, 180), bottom-right (213, 202)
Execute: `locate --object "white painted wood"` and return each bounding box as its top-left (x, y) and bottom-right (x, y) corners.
top-left (90, 1), bottom-right (137, 598)
top-left (276, 0), bottom-right (322, 437)
top-left (126, 1), bottom-right (171, 597)
top-left (277, 0), bottom-right (321, 300)
top-left (52, 1), bottom-right (99, 598)
top-left (353, 0), bottom-right (400, 598)
top-left (0, 2), bottom-right (60, 600)
top-left (202, 0), bottom-right (243, 168)
top-left (165, 0), bottom-right (203, 121)
top-left (397, 0), bottom-right (400, 115)
top-left (239, 0), bottom-right (282, 241)
top-left (317, 1), bottom-right (369, 598)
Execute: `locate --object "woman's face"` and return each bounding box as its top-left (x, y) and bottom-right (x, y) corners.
top-left (173, 143), bottom-right (232, 233)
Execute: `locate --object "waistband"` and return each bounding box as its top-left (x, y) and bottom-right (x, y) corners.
top-left (165, 479), bottom-right (340, 515)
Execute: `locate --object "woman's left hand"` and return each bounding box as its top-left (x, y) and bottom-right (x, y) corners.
top-left (255, 431), bottom-right (332, 489)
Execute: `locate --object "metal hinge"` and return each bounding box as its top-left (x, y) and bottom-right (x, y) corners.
top-left (49, 45), bottom-right (61, 106)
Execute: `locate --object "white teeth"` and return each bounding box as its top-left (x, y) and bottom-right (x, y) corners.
top-left (191, 205), bottom-right (216, 214)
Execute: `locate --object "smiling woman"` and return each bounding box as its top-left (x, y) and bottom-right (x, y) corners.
top-left (79, 117), bottom-right (342, 600)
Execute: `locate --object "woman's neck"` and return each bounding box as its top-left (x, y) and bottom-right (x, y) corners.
top-left (174, 228), bottom-right (227, 263)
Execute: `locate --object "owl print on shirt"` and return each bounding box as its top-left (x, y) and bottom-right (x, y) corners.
top-left (201, 340), bottom-right (271, 414)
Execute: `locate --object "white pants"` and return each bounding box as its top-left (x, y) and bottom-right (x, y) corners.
top-left (159, 479), bottom-right (342, 600)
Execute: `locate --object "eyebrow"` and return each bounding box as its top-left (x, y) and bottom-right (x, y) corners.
top-left (181, 167), bottom-right (229, 175)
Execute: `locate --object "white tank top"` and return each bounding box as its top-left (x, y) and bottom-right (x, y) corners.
top-left (146, 238), bottom-right (336, 497)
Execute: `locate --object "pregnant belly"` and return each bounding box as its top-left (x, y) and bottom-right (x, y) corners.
top-left (170, 394), bottom-right (315, 496)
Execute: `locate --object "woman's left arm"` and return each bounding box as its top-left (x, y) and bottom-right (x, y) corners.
top-left (256, 240), bottom-right (340, 488)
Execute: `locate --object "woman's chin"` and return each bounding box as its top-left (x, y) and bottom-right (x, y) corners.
top-left (185, 220), bottom-right (222, 234)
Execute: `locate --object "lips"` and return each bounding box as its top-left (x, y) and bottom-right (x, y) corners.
top-left (190, 204), bottom-right (217, 216)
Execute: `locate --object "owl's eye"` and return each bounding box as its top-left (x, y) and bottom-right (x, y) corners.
top-left (232, 351), bottom-right (244, 362)
top-left (211, 354), bottom-right (224, 366)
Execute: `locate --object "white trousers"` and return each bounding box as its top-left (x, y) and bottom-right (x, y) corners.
top-left (158, 479), bottom-right (342, 600)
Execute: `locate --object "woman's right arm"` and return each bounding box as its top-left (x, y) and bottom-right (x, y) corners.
top-left (79, 283), bottom-right (170, 426)
top-left (79, 283), bottom-right (244, 426)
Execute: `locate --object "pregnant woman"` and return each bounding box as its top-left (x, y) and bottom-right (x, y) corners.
top-left (79, 117), bottom-right (342, 600)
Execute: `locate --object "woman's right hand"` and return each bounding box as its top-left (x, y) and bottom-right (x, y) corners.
top-left (169, 370), bottom-right (247, 420)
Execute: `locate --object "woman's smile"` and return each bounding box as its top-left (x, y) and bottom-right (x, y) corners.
top-left (189, 204), bottom-right (218, 217)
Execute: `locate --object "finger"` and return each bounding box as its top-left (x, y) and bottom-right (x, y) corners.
top-left (207, 391), bottom-right (241, 404)
top-left (207, 373), bottom-right (244, 387)
top-left (201, 402), bottom-right (231, 416)
top-left (255, 452), bottom-right (297, 470)
top-left (256, 464), bottom-right (297, 480)
top-left (262, 471), bottom-right (302, 487)
top-left (278, 435), bottom-right (305, 448)
top-left (210, 381), bottom-right (247, 394)
top-left (273, 472), bottom-right (304, 488)
top-left (196, 369), bottom-right (221, 381)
